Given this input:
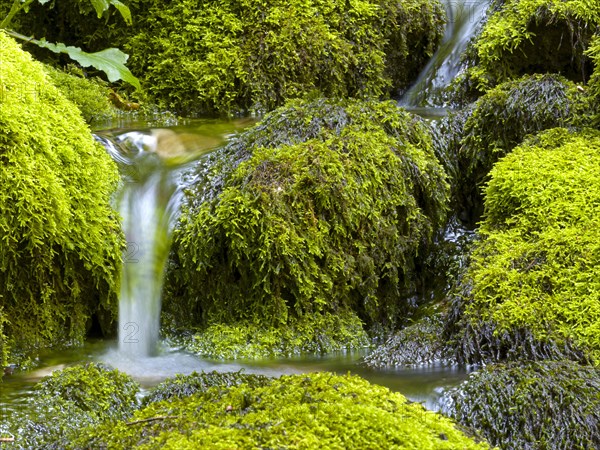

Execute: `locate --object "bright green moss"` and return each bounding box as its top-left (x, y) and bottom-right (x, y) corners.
top-left (453, 129), bottom-right (600, 364)
top-left (171, 313), bottom-right (369, 360)
top-left (123, 0), bottom-right (444, 114)
top-left (77, 372), bottom-right (489, 449)
top-left (443, 361), bottom-right (600, 449)
top-left (2, 363), bottom-right (139, 448)
top-left (164, 99), bottom-right (449, 352)
top-left (0, 33), bottom-right (123, 371)
top-left (466, 0), bottom-right (600, 92)
top-left (44, 65), bottom-right (116, 124)
top-left (436, 74), bottom-right (590, 225)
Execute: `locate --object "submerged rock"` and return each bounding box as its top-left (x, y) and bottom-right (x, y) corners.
top-left (442, 361), bottom-right (600, 450)
top-left (164, 98), bottom-right (450, 356)
top-left (446, 128), bottom-right (600, 364)
top-left (77, 372), bottom-right (490, 449)
top-left (0, 34), bottom-right (123, 373)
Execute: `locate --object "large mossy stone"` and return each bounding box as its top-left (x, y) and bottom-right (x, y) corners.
top-left (463, 0), bottom-right (600, 93)
top-left (434, 74), bottom-right (591, 225)
top-left (442, 361), bottom-right (600, 450)
top-left (123, 0), bottom-right (445, 114)
top-left (0, 33), bottom-right (123, 370)
top-left (164, 98), bottom-right (449, 356)
top-left (446, 128), bottom-right (600, 364)
top-left (77, 372), bottom-right (490, 449)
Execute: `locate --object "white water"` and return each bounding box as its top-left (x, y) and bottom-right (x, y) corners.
top-left (401, 0), bottom-right (491, 107)
top-left (97, 132), bottom-right (186, 357)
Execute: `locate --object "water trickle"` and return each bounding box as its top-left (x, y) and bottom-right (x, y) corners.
top-left (401, 0), bottom-right (491, 108)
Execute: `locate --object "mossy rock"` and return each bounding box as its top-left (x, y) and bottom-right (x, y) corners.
top-left (1, 363), bottom-right (139, 448)
top-left (442, 361), bottom-right (600, 450)
top-left (435, 74), bottom-right (590, 225)
top-left (463, 0), bottom-right (600, 94)
top-left (446, 128), bottom-right (600, 364)
top-left (164, 98), bottom-right (450, 352)
top-left (43, 65), bottom-right (116, 125)
top-left (142, 370), bottom-right (271, 405)
top-left (121, 0), bottom-right (444, 115)
top-left (76, 372), bottom-right (490, 449)
top-left (0, 33), bottom-right (123, 371)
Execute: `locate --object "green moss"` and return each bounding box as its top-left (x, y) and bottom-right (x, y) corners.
top-left (449, 128), bottom-right (600, 364)
top-left (122, 0), bottom-right (444, 115)
top-left (465, 0), bottom-right (600, 93)
top-left (588, 34), bottom-right (600, 127)
top-left (164, 98), bottom-right (449, 352)
top-left (2, 363), bottom-right (139, 448)
top-left (142, 371), bottom-right (271, 405)
top-left (43, 65), bottom-right (116, 124)
top-left (436, 74), bottom-right (590, 225)
top-left (170, 313), bottom-right (368, 360)
top-left (77, 372), bottom-right (489, 449)
top-left (443, 361), bottom-right (600, 449)
top-left (0, 33), bottom-right (123, 371)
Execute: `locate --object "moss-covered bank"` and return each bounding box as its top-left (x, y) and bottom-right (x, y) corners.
top-left (0, 33), bottom-right (123, 372)
top-left (443, 361), bottom-right (600, 450)
top-left (76, 371), bottom-right (489, 449)
top-left (447, 128), bottom-right (600, 365)
top-left (126, 0), bottom-right (444, 114)
top-left (163, 98), bottom-right (449, 357)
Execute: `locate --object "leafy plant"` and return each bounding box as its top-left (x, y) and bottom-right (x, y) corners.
top-left (0, 0), bottom-right (140, 89)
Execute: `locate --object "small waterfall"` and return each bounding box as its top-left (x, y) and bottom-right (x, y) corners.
top-left (401, 0), bottom-right (491, 108)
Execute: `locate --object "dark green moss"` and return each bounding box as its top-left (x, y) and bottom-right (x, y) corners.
top-left (0, 33), bottom-right (123, 372)
top-left (163, 98), bottom-right (449, 355)
top-left (445, 128), bottom-right (600, 364)
top-left (442, 361), bottom-right (600, 450)
top-left (3, 363), bottom-right (139, 449)
top-left (435, 74), bottom-right (590, 225)
top-left (77, 372), bottom-right (490, 449)
top-left (142, 371), bottom-right (271, 405)
top-left (123, 0), bottom-right (444, 114)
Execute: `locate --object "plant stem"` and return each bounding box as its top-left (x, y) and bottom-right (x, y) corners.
top-left (0, 0), bottom-right (35, 30)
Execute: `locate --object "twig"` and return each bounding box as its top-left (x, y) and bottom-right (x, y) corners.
top-left (126, 416), bottom-right (176, 426)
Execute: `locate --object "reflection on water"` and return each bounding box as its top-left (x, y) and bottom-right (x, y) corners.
top-left (0, 339), bottom-right (471, 417)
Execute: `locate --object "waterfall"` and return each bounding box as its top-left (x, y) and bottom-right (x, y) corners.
top-left (401, 0), bottom-right (491, 108)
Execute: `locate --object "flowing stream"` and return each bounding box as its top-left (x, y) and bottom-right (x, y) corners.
top-left (401, 0), bottom-right (491, 108)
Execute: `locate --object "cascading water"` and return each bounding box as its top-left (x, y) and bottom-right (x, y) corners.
top-left (401, 0), bottom-right (491, 108)
top-left (96, 130), bottom-right (209, 358)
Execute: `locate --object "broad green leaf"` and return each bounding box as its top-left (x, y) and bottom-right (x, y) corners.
top-left (35, 39), bottom-right (141, 90)
top-left (109, 0), bottom-right (132, 25)
top-left (89, 0), bottom-right (109, 18)
top-left (37, 0), bottom-right (52, 4)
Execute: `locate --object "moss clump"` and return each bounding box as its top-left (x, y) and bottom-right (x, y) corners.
top-left (43, 65), bottom-right (116, 124)
top-left (436, 74), bottom-right (590, 225)
top-left (77, 372), bottom-right (489, 449)
top-left (0, 33), bottom-right (123, 370)
top-left (142, 371), bottom-right (271, 405)
top-left (447, 128), bottom-right (600, 364)
top-left (123, 0), bottom-right (444, 115)
top-left (2, 363), bottom-right (139, 448)
top-left (171, 313), bottom-right (368, 360)
top-left (164, 98), bottom-right (449, 353)
top-left (442, 361), bottom-right (600, 450)
top-left (464, 0), bottom-right (600, 93)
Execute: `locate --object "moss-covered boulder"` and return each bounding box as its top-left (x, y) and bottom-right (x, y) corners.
top-left (122, 0), bottom-right (444, 114)
top-left (2, 363), bottom-right (139, 448)
top-left (435, 74), bottom-right (590, 225)
top-left (0, 33), bottom-right (123, 371)
top-left (77, 372), bottom-right (489, 449)
top-left (164, 98), bottom-right (450, 356)
top-left (446, 128), bottom-right (600, 364)
top-left (463, 0), bottom-right (600, 94)
top-left (442, 361), bottom-right (600, 450)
